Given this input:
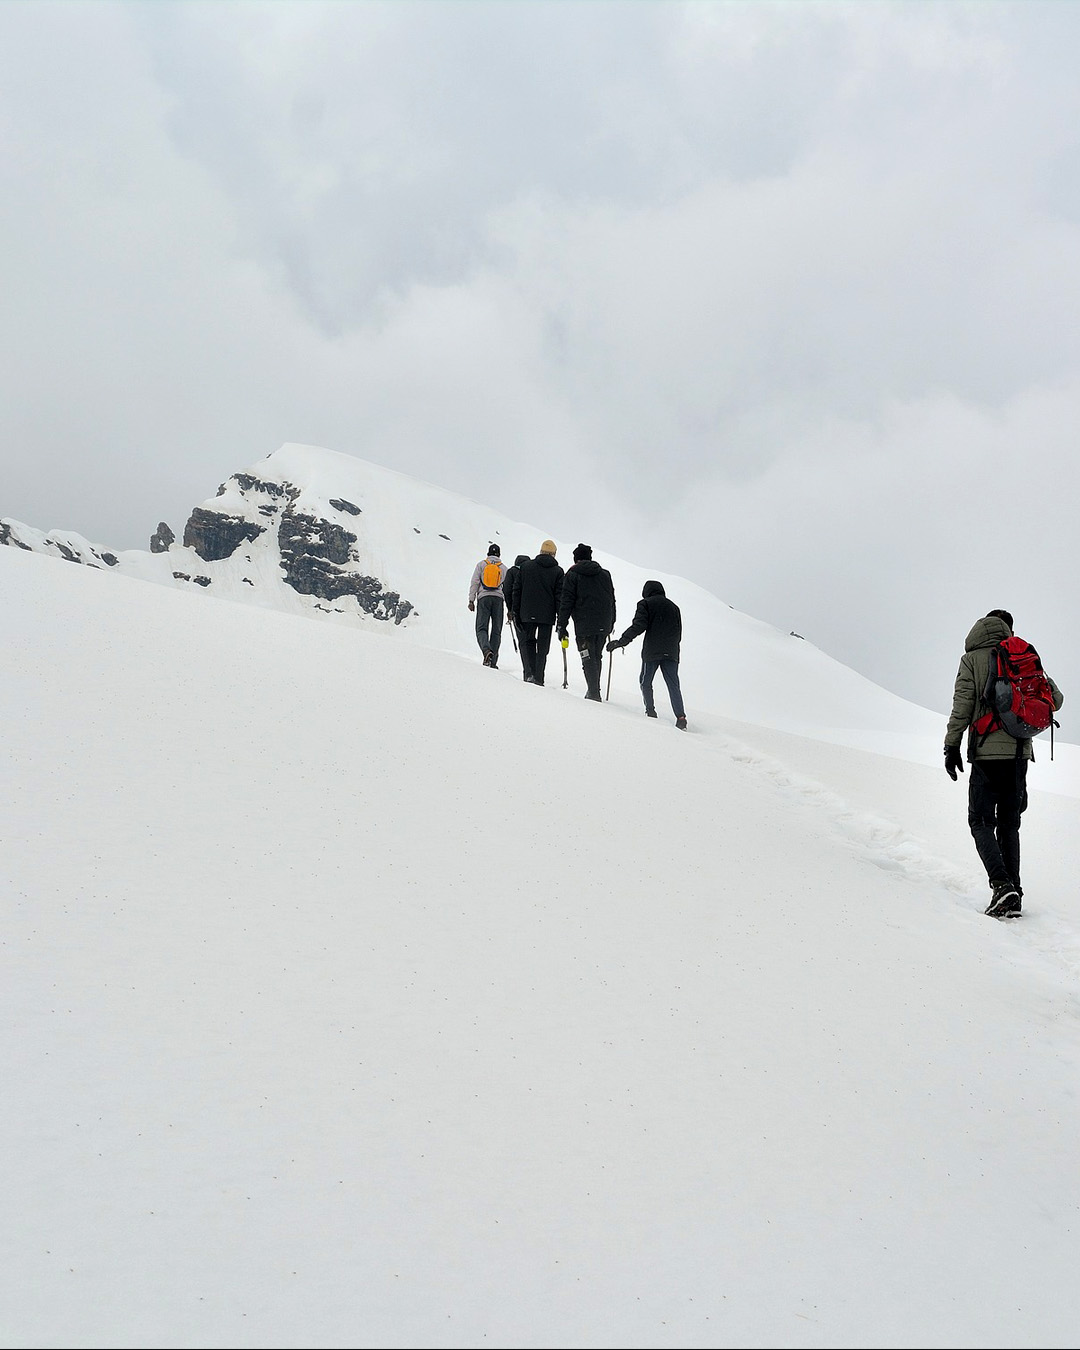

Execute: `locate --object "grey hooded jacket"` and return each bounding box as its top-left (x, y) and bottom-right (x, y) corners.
top-left (945, 614), bottom-right (1063, 761)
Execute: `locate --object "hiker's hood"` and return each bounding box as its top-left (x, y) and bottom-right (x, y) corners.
top-left (572, 559), bottom-right (603, 576)
top-left (534, 552), bottom-right (560, 569)
top-left (513, 554), bottom-right (530, 567)
top-left (965, 614), bottom-right (1013, 653)
top-left (642, 580), bottom-right (665, 599)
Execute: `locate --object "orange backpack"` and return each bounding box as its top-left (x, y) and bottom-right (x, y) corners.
top-left (481, 559), bottom-right (503, 589)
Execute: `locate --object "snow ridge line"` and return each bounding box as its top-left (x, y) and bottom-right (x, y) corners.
top-left (717, 736), bottom-right (978, 896)
top-left (712, 733), bottom-right (1080, 985)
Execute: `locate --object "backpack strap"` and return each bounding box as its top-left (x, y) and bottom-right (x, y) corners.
top-left (973, 644), bottom-right (1001, 746)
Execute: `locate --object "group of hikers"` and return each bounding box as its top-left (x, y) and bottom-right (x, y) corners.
top-left (470, 545), bottom-right (1065, 919)
top-left (467, 540), bottom-right (687, 728)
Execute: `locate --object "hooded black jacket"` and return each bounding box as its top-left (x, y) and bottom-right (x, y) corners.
top-left (512, 552), bottom-right (564, 625)
top-left (616, 581), bottom-right (681, 661)
top-left (558, 559), bottom-right (616, 638)
top-left (503, 555), bottom-right (531, 618)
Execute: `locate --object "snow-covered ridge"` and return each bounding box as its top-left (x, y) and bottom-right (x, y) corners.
top-left (2, 440), bottom-right (943, 751)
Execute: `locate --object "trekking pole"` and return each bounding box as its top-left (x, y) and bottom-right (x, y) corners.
top-left (605, 646), bottom-right (614, 701)
top-left (561, 636), bottom-right (569, 689)
top-left (508, 618), bottom-right (518, 654)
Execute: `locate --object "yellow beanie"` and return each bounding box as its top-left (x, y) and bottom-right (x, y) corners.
top-left (540, 539), bottom-right (557, 555)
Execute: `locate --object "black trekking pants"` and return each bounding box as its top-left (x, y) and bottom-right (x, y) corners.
top-left (967, 758), bottom-right (1028, 891)
top-left (577, 633), bottom-right (606, 700)
top-left (519, 622), bottom-right (553, 684)
top-left (510, 619), bottom-right (530, 678)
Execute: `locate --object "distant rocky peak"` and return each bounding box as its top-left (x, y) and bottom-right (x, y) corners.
top-left (3, 449), bottom-right (416, 628)
top-left (180, 468), bottom-right (413, 624)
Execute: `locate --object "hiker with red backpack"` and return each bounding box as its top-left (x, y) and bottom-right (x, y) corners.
top-left (944, 609), bottom-right (1063, 918)
top-left (467, 543), bottom-right (506, 668)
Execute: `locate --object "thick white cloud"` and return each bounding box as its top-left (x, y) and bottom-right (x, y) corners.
top-left (1, 0), bottom-right (1078, 709)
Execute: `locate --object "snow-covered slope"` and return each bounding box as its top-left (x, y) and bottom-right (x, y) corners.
top-left (3, 541), bottom-right (1080, 1350)
top-left (2, 442), bottom-right (943, 755)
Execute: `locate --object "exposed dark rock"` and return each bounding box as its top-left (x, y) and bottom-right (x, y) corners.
top-left (100, 552), bottom-right (119, 567)
top-left (413, 527), bottom-right (420, 533)
top-left (233, 473), bottom-right (296, 500)
top-left (242, 577), bottom-right (254, 586)
top-left (278, 508), bottom-right (355, 566)
top-left (184, 507), bottom-right (265, 561)
top-left (172, 571), bottom-right (190, 581)
top-left (46, 539), bottom-right (82, 563)
top-left (277, 505), bottom-right (413, 624)
top-left (150, 522), bottom-right (175, 554)
top-left (193, 576), bottom-right (212, 587)
top-left (0, 522), bottom-right (33, 551)
top-left (439, 534), bottom-right (450, 540)
top-left (329, 498), bottom-right (362, 516)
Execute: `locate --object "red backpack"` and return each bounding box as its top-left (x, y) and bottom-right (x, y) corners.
top-left (974, 635), bottom-right (1058, 748)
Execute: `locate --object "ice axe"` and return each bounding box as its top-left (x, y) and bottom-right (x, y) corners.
top-left (605, 643), bottom-right (618, 701)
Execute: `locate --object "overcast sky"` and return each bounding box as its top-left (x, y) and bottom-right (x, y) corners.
top-left (2, 0), bottom-right (1079, 714)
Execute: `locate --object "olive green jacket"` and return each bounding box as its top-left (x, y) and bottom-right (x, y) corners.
top-left (945, 615), bottom-right (1063, 761)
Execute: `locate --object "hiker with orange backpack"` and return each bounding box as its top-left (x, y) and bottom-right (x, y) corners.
top-left (944, 609), bottom-right (1063, 918)
top-left (467, 543), bottom-right (506, 668)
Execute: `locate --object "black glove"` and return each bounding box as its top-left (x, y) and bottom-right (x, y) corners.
top-left (605, 639), bottom-right (622, 653)
top-left (944, 745), bottom-right (964, 781)
top-left (558, 629), bottom-right (568, 643)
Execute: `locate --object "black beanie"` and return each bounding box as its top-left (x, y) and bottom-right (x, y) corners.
top-left (488, 543), bottom-right (500, 557)
top-left (573, 543), bottom-right (592, 561)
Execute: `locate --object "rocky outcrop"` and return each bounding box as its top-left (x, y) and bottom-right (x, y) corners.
top-left (0, 521), bottom-right (33, 550)
top-left (230, 473), bottom-right (295, 501)
top-left (277, 506), bottom-right (413, 623)
top-left (329, 498), bottom-right (362, 516)
top-left (0, 520), bottom-right (117, 567)
top-left (150, 522), bottom-right (175, 553)
top-left (183, 507), bottom-right (266, 562)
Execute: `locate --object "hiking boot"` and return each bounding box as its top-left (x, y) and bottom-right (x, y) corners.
top-left (985, 880), bottom-right (1022, 917)
top-left (483, 651), bottom-right (494, 667)
top-left (524, 675), bottom-right (536, 683)
top-left (645, 710), bottom-right (658, 718)
top-left (676, 716), bottom-right (688, 730)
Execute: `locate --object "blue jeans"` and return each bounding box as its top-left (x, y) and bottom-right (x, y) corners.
top-left (640, 658), bottom-right (684, 718)
top-left (475, 595), bottom-right (504, 662)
